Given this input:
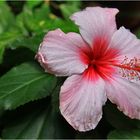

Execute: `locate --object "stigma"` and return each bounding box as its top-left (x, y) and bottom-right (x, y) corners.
top-left (114, 56), bottom-right (140, 81)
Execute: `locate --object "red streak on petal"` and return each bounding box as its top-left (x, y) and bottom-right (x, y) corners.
top-left (92, 37), bottom-right (120, 62)
top-left (79, 46), bottom-right (92, 65)
top-left (83, 66), bottom-right (99, 81)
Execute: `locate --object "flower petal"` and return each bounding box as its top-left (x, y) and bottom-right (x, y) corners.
top-left (36, 29), bottom-right (89, 76)
top-left (109, 27), bottom-right (140, 60)
top-left (60, 74), bottom-right (107, 131)
top-left (71, 7), bottom-right (119, 46)
top-left (106, 76), bottom-right (140, 119)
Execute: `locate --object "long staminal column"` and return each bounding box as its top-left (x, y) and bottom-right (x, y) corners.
top-left (114, 57), bottom-right (140, 80)
top-left (89, 56), bottom-right (140, 81)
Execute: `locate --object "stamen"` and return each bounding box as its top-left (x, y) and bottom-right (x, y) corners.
top-left (114, 56), bottom-right (140, 80)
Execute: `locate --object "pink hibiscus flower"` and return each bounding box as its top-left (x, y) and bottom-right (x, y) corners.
top-left (36, 7), bottom-right (140, 132)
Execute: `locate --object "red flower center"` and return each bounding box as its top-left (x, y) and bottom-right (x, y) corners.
top-left (80, 37), bottom-right (120, 81)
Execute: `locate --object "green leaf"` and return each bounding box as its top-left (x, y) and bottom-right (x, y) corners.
top-left (0, 2), bottom-right (20, 63)
top-left (0, 2), bottom-right (15, 34)
top-left (46, 18), bottom-right (79, 33)
top-left (0, 47), bottom-right (5, 63)
top-left (0, 31), bottom-right (21, 47)
top-left (16, 3), bottom-right (78, 35)
top-left (16, 5), bottom-right (50, 34)
top-left (60, 1), bottom-right (81, 19)
top-left (0, 29), bottom-right (22, 63)
top-left (108, 129), bottom-right (140, 139)
top-left (26, 0), bottom-right (43, 9)
top-left (0, 62), bottom-right (57, 110)
top-left (8, 33), bottom-right (44, 53)
top-left (2, 86), bottom-right (74, 139)
top-left (135, 28), bottom-right (140, 39)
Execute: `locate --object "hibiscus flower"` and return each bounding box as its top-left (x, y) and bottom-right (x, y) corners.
top-left (36, 7), bottom-right (140, 132)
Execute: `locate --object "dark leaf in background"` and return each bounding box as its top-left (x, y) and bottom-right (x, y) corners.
top-left (2, 86), bottom-right (75, 139)
top-left (108, 129), bottom-right (140, 139)
top-left (6, 0), bottom-right (25, 15)
top-left (104, 102), bottom-right (140, 130)
top-left (8, 33), bottom-right (44, 53)
top-left (0, 47), bottom-right (35, 77)
top-left (0, 31), bottom-right (21, 63)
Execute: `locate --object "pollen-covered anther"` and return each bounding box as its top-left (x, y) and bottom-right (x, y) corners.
top-left (118, 56), bottom-right (140, 80)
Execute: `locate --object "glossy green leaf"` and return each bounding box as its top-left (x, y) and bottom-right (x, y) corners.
top-left (2, 86), bottom-right (74, 139)
top-left (108, 129), bottom-right (140, 139)
top-left (0, 62), bottom-right (57, 110)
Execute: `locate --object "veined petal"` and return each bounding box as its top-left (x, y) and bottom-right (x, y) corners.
top-left (70, 7), bottom-right (119, 46)
top-left (106, 76), bottom-right (140, 119)
top-left (109, 27), bottom-right (140, 60)
top-left (36, 29), bottom-right (89, 76)
top-left (60, 74), bottom-right (107, 131)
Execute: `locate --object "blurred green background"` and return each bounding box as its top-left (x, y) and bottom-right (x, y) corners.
top-left (0, 0), bottom-right (140, 139)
